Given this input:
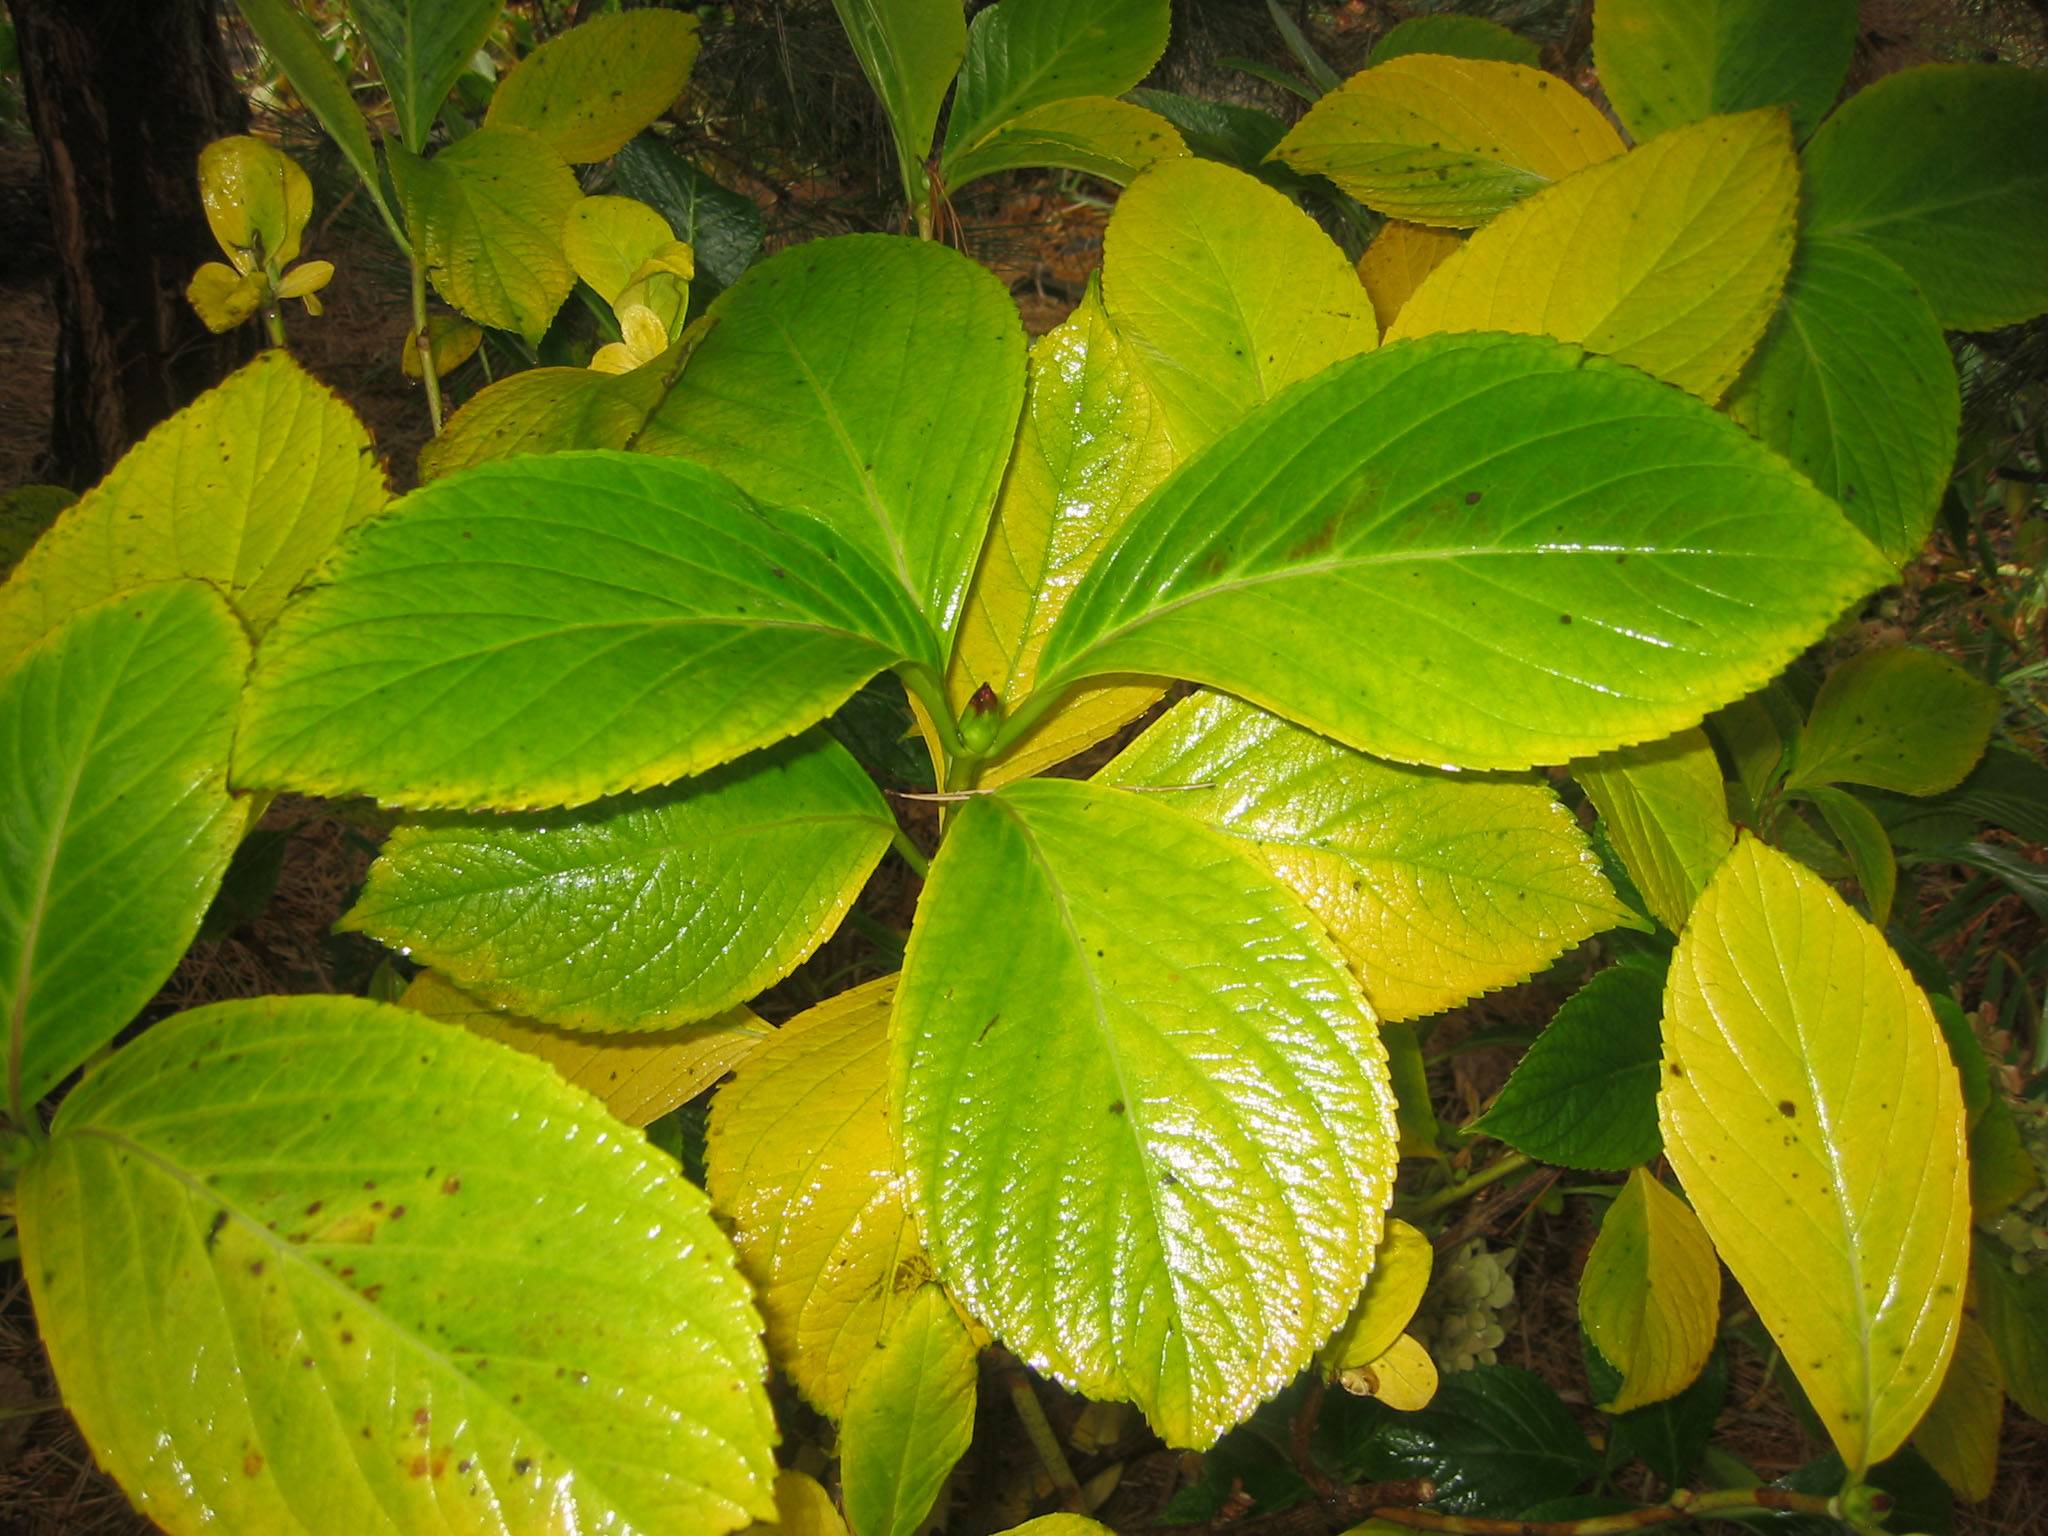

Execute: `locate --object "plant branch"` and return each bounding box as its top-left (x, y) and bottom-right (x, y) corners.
top-left (1401, 1150), bottom-right (1534, 1220)
top-left (890, 826), bottom-right (930, 878)
top-left (409, 257), bottom-right (443, 435)
top-left (1367, 1486), bottom-right (1847, 1535)
top-left (1003, 1366), bottom-right (1086, 1512)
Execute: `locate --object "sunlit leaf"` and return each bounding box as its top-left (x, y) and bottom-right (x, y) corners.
top-left (941, 95), bottom-right (1184, 190)
top-left (944, 0), bottom-right (1169, 160)
top-left (418, 345), bottom-right (684, 480)
top-left (1341, 1333), bottom-right (1439, 1410)
top-left (841, 1286), bottom-right (978, 1536)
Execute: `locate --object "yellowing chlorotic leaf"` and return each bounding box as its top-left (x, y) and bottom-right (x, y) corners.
top-left (1787, 647), bottom-right (2000, 797)
top-left (16, 996), bottom-right (776, 1536)
top-left (186, 261), bottom-right (265, 332)
top-left (418, 344), bottom-right (686, 480)
top-left (1725, 238), bottom-right (1958, 568)
top-left (198, 134), bottom-right (312, 271)
top-left (1339, 1333), bottom-right (1439, 1411)
top-left (562, 195), bottom-right (677, 303)
top-left (1574, 727), bottom-right (1735, 932)
top-left (1391, 109), bottom-right (1796, 402)
top-left (948, 289), bottom-right (1175, 785)
top-left (235, 453), bottom-right (936, 811)
top-left (741, 1471), bottom-right (849, 1536)
top-left (1100, 158), bottom-right (1376, 454)
top-left (1272, 56), bottom-right (1623, 227)
top-left (399, 313), bottom-right (483, 379)
top-left (1320, 1219), bottom-right (1434, 1377)
top-left (389, 124), bottom-right (582, 343)
top-left (1002, 1520), bottom-right (1114, 1536)
top-left (1660, 836), bottom-right (1969, 1470)
top-left (841, 1286), bottom-right (979, 1536)
top-left (893, 778), bottom-right (1398, 1448)
top-left (1578, 1169), bottom-right (1721, 1413)
top-left (1357, 221), bottom-right (1462, 335)
top-left (348, 733), bottom-right (892, 1031)
top-left (0, 351), bottom-right (386, 654)
top-left (1593, 0), bottom-right (1857, 142)
top-left (707, 977), bottom-right (930, 1418)
top-left (1103, 692), bottom-right (1628, 1021)
top-left (488, 9), bottom-right (700, 163)
top-left (2, 585), bottom-right (244, 1113)
top-left (398, 970), bottom-right (769, 1127)
top-left (1913, 1315), bottom-right (2003, 1502)
top-left (940, 95), bottom-right (1184, 192)
top-left (1035, 333), bottom-right (1891, 775)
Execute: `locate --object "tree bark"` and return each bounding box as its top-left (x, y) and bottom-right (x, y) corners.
top-left (11, 0), bottom-right (251, 488)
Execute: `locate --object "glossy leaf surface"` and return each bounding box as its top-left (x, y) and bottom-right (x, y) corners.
top-left (237, 452), bottom-right (935, 810)
top-left (198, 135), bottom-right (312, 271)
top-left (0, 351), bottom-right (387, 653)
top-left (1574, 728), bottom-right (1734, 932)
top-left (707, 977), bottom-right (929, 1418)
top-left (348, 0), bottom-right (500, 151)
top-left (1787, 647), bottom-right (2000, 797)
top-left (840, 1286), bottom-right (979, 1536)
top-left (348, 734), bottom-right (891, 1031)
top-left (398, 970), bottom-right (768, 1127)
top-left (1725, 238), bottom-right (1958, 565)
top-left (16, 995), bottom-right (776, 1535)
top-left (1103, 692), bottom-right (1626, 1021)
top-left (1579, 1169), bottom-right (1720, 1413)
top-left (390, 125), bottom-right (581, 343)
top-left (894, 778), bottom-right (1397, 1446)
top-left (1660, 836), bottom-right (1968, 1470)
top-left (3, 585), bottom-right (244, 1114)
top-left (1390, 110), bottom-right (1797, 402)
top-left (487, 10), bottom-right (699, 163)
top-left (1803, 63), bottom-right (2048, 330)
top-left (1593, 0), bottom-right (1856, 141)
top-left (1036, 332), bottom-right (1891, 773)
top-left (1272, 56), bottom-right (1622, 227)
top-left (637, 236), bottom-right (1025, 640)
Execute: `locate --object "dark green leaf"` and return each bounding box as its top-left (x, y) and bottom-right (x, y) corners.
top-left (610, 136), bottom-right (765, 305)
top-left (1353, 1365), bottom-right (1599, 1515)
top-left (1371, 16), bottom-right (1539, 68)
top-left (347, 0), bottom-right (500, 152)
top-left (1124, 89), bottom-right (1286, 169)
top-left (1586, 1335), bottom-right (1729, 1489)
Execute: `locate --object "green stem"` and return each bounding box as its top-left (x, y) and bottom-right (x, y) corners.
top-left (1367, 1486), bottom-right (1843, 1535)
top-left (984, 681), bottom-right (1067, 762)
top-left (891, 827), bottom-right (930, 879)
top-left (1402, 1150), bottom-right (1534, 1220)
top-left (409, 257), bottom-right (444, 435)
top-left (1005, 1369), bottom-right (1086, 1512)
top-left (261, 301), bottom-right (287, 349)
top-left (896, 663), bottom-right (971, 759)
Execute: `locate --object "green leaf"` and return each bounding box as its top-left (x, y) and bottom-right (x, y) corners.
top-left (747, 1471), bottom-right (851, 1536)
top-left (236, 452), bottom-right (936, 811)
top-left (1868, 742), bottom-right (2048, 852)
top-left (347, 734), bottom-right (893, 1031)
top-left (1590, 1341), bottom-right (1728, 1488)
top-left (1271, 56), bottom-right (1623, 227)
top-left (1578, 1169), bottom-right (1720, 1413)
top-left (390, 125), bottom-right (582, 344)
top-left (1369, 15), bottom-right (1539, 67)
top-left (840, 1286), bottom-right (979, 1536)
top-left (1660, 836), bottom-right (1970, 1470)
top-left (487, 9), bottom-right (700, 163)
top-left (1800, 784), bottom-right (1897, 928)
top-left (1123, 89), bottom-right (1285, 170)
top-left (1099, 158), bottom-right (1377, 454)
top-left (347, 0), bottom-right (501, 152)
top-left (1725, 239), bottom-right (1958, 566)
top-left (0, 351), bottom-right (387, 654)
top-left (1354, 1365), bottom-right (1599, 1515)
top-left (1475, 961), bottom-right (1666, 1172)
top-left (1101, 691), bottom-right (1627, 1023)
top-left (828, 0), bottom-right (965, 206)
top-left (0, 484), bottom-right (73, 579)
top-left (635, 235), bottom-right (1025, 642)
top-left (707, 977), bottom-right (932, 1419)
top-left (1573, 728), bottom-right (1735, 933)
top-left (1034, 332), bottom-right (1892, 773)
top-left (232, 0), bottom-right (381, 197)
top-left (1977, 1237), bottom-right (2048, 1423)
top-left (1912, 1315), bottom-right (2002, 1501)
top-left (943, 0), bottom-right (1170, 168)
top-left (1803, 63), bottom-right (2048, 330)
top-left (1788, 647), bottom-right (2000, 797)
top-left (418, 349), bottom-right (684, 480)
top-left (1383, 1020), bottom-right (1440, 1158)
top-left (16, 995), bottom-right (776, 1534)
top-left (1389, 109), bottom-right (1799, 403)
top-left (1592, 0), bottom-right (1856, 142)
top-left (3, 584), bottom-right (245, 1116)
top-left (612, 137), bottom-right (766, 301)
top-left (940, 95), bottom-right (1184, 192)
top-left (1968, 1093), bottom-right (2037, 1222)
top-left (893, 777), bottom-right (1397, 1447)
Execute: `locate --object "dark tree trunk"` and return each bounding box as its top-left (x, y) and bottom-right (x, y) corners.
top-left (11, 0), bottom-right (251, 489)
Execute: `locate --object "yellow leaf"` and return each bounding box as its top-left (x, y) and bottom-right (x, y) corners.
top-left (1001, 1520), bottom-right (1115, 1536)
top-left (1357, 220), bottom-right (1462, 334)
top-left (487, 9), bottom-right (701, 164)
top-left (1272, 56), bottom-right (1623, 227)
top-left (1337, 1333), bottom-right (1439, 1411)
top-left (628, 239), bottom-right (696, 286)
top-left (1320, 1219), bottom-right (1434, 1376)
top-left (398, 970), bottom-right (769, 1126)
top-left (1579, 1168), bottom-right (1721, 1412)
top-left (400, 314), bottom-right (485, 379)
top-left (272, 258), bottom-right (332, 303)
top-left (198, 133), bottom-right (313, 271)
top-left (185, 261), bottom-right (264, 333)
top-left (563, 194), bottom-right (678, 304)
top-left (706, 976), bottom-right (931, 1418)
top-left (1574, 727), bottom-right (1735, 932)
top-left (741, 1470), bottom-right (849, 1536)
top-left (1392, 109), bottom-right (1798, 401)
top-left (947, 289), bottom-right (1176, 786)
top-left (1913, 1315), bottom-right (2003, 1501)
top-left (590, 302), bottom-right (673, 375)
top-left (1660, 835), bottom-right (1970, 1470)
